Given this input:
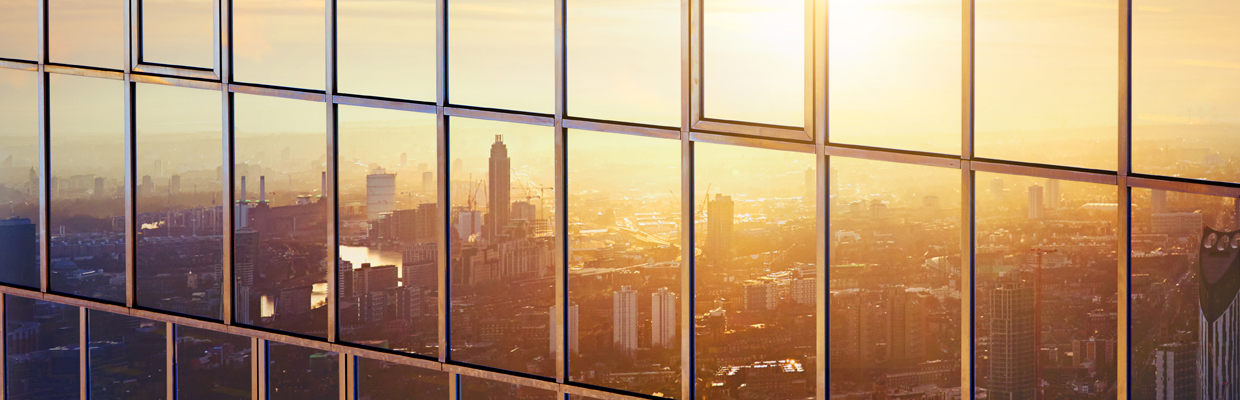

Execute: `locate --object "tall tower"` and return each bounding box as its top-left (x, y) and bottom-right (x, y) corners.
top-left (651, 288), bottom-right (677, 348)
top-left (1045, 179), bottom-right (1060, 210)
top-left (613, 286), bottom-right (638, 356)
top-left (988, 279), bottom-right (1036, 400)
top-left (1027, 184), bottom-right (1044, 220)
top-left (366, 168), bottom-right (397, 221)
top-left (706, 194), bottom-right (734, 262)
top-left (1197, 227), bottom-right (1240, 400)
top-left (487, 135), bottom-right (511, 242)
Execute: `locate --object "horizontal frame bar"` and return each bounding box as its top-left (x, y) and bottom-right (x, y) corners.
top-left (1128, 175), bottom-right (1240, 198)
top-left (970, 159), bottom-right (1118, 185)
top-left (228, 84), bottom-right (327, 102)
top-left (131, 74), bottom-right (223, 91)
top-left (444, 106), bottom-right (556, 126)
top-left (133, 63), bottom-right (220, 80)
top-left (825, 145), bottom-right (961, 169)
top-left (45, 64), bottom-right (125, 80)
top-left (562, 117), bottom-right (681, 140)
top-left (0, 59), bottom-right (39, 71)
top-left (689, 131), bottom-right (816, 153)
top-left (333, 94), bottom-right (437, 114)
top-left (693, 119), bottom-right (812, 142)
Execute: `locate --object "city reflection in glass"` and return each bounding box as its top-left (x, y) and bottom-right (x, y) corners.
top-left (693, 143), bottom-right (816, 399)
top-left (459, 376), bottom-right (556, 400)
top-left (357, 359), bottom-right (447, 400)
top-left (88, 310), bottom-right (166, 400)
top-left (267, 343), bottom-right (338, 400)
top-left (5, 295), bottom-right (79, 400)
top-left (337, 106), bottom-right (438, 355)
top-left (49, 74), bottom-right (126, 303)
top-left (973, 173), bottom-right (1118, 399)
top-left (176, 326), bottom-right (251, 400)
top-left (448, 117), bottom-right (555, 376)
top-left (0, 69), bottom-right (40, 289)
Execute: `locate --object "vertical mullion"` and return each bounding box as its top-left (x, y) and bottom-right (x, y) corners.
top-left (124, 81), bottom-right (136, 308)
top-left (679, 0), bottom-right (694, 397)
top-left (325, 0), bottom-right (339, 345)
top-left (256, 339), bottom-right (267, 400)
top-left (688, 0), bottom-right (701, 126)
top-left (337, 353), bottom-right (348, 400)
top-left (436, 110), bottom-right (449, 363)
top-left (129, 0), bottom-right (140, 70)
top-left (251, 337), bottom-right (261, 400)
top-left (961, 162), bottom-right (975, 396)
top-left (435, 0), bottom-right (446, 107)
top-left (1117, 0), bottom-right (1132, 396)
top-left (962, 0), bottom-right (974, 160)
top-left (343, 356), bottom-right (356, 400)
top-left (167, 322), bottom-right (176, 400)
top-left (0, 295), bottom-right (6, 400)
top-left (813, 0), bottom-right (827, 397)
top-left (447, 372), bottom-right (458, 400)
top-left (553, 0), bottom-right (568, 385)
top-left (220, 0), bottom-right (234, 326)
top-left (38, 68), bottom-right (49, 294)
top-left (79, 308), bottom-right (87, 400)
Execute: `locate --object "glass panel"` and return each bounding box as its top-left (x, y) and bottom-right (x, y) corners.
top-left (49, 0), bottom-right (124, 69)
top-left (1129, 189), bottom-right (1239, 398)
top-left (356, 359), bottom-right (448, 400)
top-left (0, 68), bottom-right (41, 289)
top-left (267, 343), bottom-right (338, 400)
top-left (5, 295), bottom-right (80, 400)
top-left (176, 326), bottom-right (251, 400)
top-left (1132, 1), bottom-right (1240, 184)
top-left (447, 0), bottom-right (553, 113)
top-left (566, 130), bottom-right (681, 397)
top-left (337, 105), bottom-right (438, 355)
top-left (448, 117), bottom-right (555, 376)
top-left (141, 0), bottom-right (215, 68)
top-left (337, 0), bottom-right (435, 101)
top-left (693, 143), bottom-right (816, 399)
top-left (49, 74), bottom-right (126, 303)
top-left (135, 83), bottom-right (224, 319)
top-left (232, 94), bottom-right (328, 337)
top-left (828, 158), bottom-right (962, 398)
top-left (828, 0), bottom-right (961, 155)
top-left (0, 0), bottom-right (38, 60)
top-left (87, 310), bottom-right (167, 400)
top-left (233, 0), bottom-right (324, 90)
top-left (459, 376), bottom-right (556, 400)
top-left (566, 0), bottom-right (679, 127)
top-left (973, 173), bottom-right (1118, 399)
top-left (703, 0), bottom-right (803, 127)
top-left (974, 0), bottom-right (1118, 170)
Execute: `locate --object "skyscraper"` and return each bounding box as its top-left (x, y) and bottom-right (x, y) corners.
top-left (706, 194), bottom-right (734, 262)
top-left (487, 135), bottom-right (510, 242)
top-left (651, 288), bottom-right (677, 349)
top-left (366, 168), bottom-right (396, 221)
top-left (988, 280), bottom-right (1035, 400)
top-left (1154, 342), bottom-right (1196, 400)
top-left (1197, 227), bottom-right (1240, 400)
top-left (1027, 184), bottom-right (1044, 220)
top-left (614, 286), bottom-right (638, 356)
top-left (1045, 179), bottom-right (1060, 210)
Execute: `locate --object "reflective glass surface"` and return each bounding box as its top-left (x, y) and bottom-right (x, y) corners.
top-left (337, 105), bottom-right (438, 355)
top-left (975, 0), bottom-right (1118, 169)
top-left (693, 143), bottom-right (816, 399)
top-left (49, 0), bottom-right (124, 69)
top-left (87, 310), bottom-right (167, 400)
top-left (49, 74), bottom-right (126, 303)
top-left (459, 376), bottom-right (556, 400)
top-left (0, 0), bottom-right (38, 60)
top-left (1132, 0), bottom-right (1240, 184)
top-left (268, 343), bottom-right (338, 400)
top-left (973, 173), bottom-right (1118, 399)
top-left (448, 0), bottom-right (553, 113)
top-left (135, 83), bottom-right (224, 319)
top-left (828, 158), bottom-right (962, 398)
top-left (5, 295), bottom-right (79, 400)
top-left (703, 0), bottom-right (804, 127)
top-left (356, 359), bottom-right (448, 400)
top-left (233, 0), bottom-right (324, 89)
top-left (448, 117), bottom-right (555, 376)
top-left (0, 68), bottom-right (40, 289)
top-left (828, 0), bottom-right (961, 155)
top-left (566, 129), bottom-right (681, 397)
top-left (1129, 189), bottom-right (1238, 398)
top-left (232, 93), bottom-right (328, 337)
top-left (141, 0), bottom-right (215, 68)
top-left (566, 0), bottom-right (679, 127)
top-left (337, 0), bottom-right (435, 101)
top-left (176, 326), bottom-right (251, 400)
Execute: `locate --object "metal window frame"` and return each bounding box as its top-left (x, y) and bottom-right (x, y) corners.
top-left (130, 0), bottom-right (223, 80)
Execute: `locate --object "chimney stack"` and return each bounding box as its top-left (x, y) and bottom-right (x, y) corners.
top-left (321, 171), bottom-right (327, 198)
top-left (240, 176), bottom-right (247, 203)
top-left (259, 176), bottom-right (266, 203)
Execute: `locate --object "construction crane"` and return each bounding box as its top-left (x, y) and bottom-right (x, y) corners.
top-left (697, 183), bottom-right (712, 219)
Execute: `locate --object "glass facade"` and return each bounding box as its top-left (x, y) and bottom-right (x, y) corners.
top-left (1, 0), bottom-right (1238, 399)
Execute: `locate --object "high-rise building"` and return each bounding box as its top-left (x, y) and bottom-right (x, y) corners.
top-left (422, 171), bottom-right (434, 195)
top-left (1027, 184), bottom-right (1043, 220)
top-left (486, 135), bottom-right (511, 242)
top-left (991, 176), bottom-right (1004, 202)
top-left (1154, 342), bottom-right (1196, 400)
top-left (1197, 227), bottom-right (1240, 400)
top-left (743, 280), bottom-right (777, 311)
top-left (651, 288), bottom-right (676, 349)
top-left (0, 218), bottom-right (37, 286)
top-left (1045, 179), bottom-right (1060, 210)
top-left (279, 286), bottom-right (313, 317)
top-left (706, 194), bottom-right (734, 262)
top-left (1152, 189), bottom-right (1168, 214)
top-left (613, 286), bottom-right (638, 356)
top-left (338, 260), bottom-right (355, 300)
top-left (886, 287), bottom-right (926, 365)
top-left (169, 174), bottom-right (181, 194)
top-left (988, 279), bottom-right (1035, 400)
top-left (354, 263), bottom-right (398, 296)
top-left (366, 168), bottom-right (396, 221)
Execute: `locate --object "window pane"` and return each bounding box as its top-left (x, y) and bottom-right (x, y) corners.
top-left (448, 0), bottom-right (553, 113)
top-left (693, 143), bottom-right (816, 399)
top-left (337, 105), bottom-right (438, 355)
top-left (459, 376), bottom-right (556, 400)
top-left (136, 83), bottom-right (224, 320)
top-left (267, 343), bottom-right (337, 400)
top-left (233, 94), bottom-right (328, 337)
top-left (828, 0), bottom-right (961, 155)
top-left (566, 0), bottom-right (679, 127)
top-left (703, 0), bottom-right (803, 127)
top-left (88, 310), bottom-right (167, 400)
top-left (49, 0), bottom-right (124, 69)
top-left (1132, 1), bottom-right (1240, 184)
top-left (975, 0), bottom-right (1118, 170)
top-left (233, 0), bottom-right (324, 90)
top-left (0, 68), bottom-right (40, 289)
top-left (5, 295), bottom-right (80, 400)
top-left (828, 158), bottom-right (962, 397)
top-left (49, 74), bottom-right (126, 303)
top-left (973, 173), bottom-right (1118, 399)
top-left (176, 326), bottom-right (251, 400)
top-left (337, 0), bottom-right (435, 101)
top-left (1129, 189), bottom-right (1238, 398)
top-left (566, 130), bottom-right (681, 397)
top-left (357, 359), bottom-right (448, 400)
top-left (448, 117), bottom-right (555, 376)
top-left (141, 0), bottom-right (215, 68)
top-left (0, 0), bottom-right (38, 60)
